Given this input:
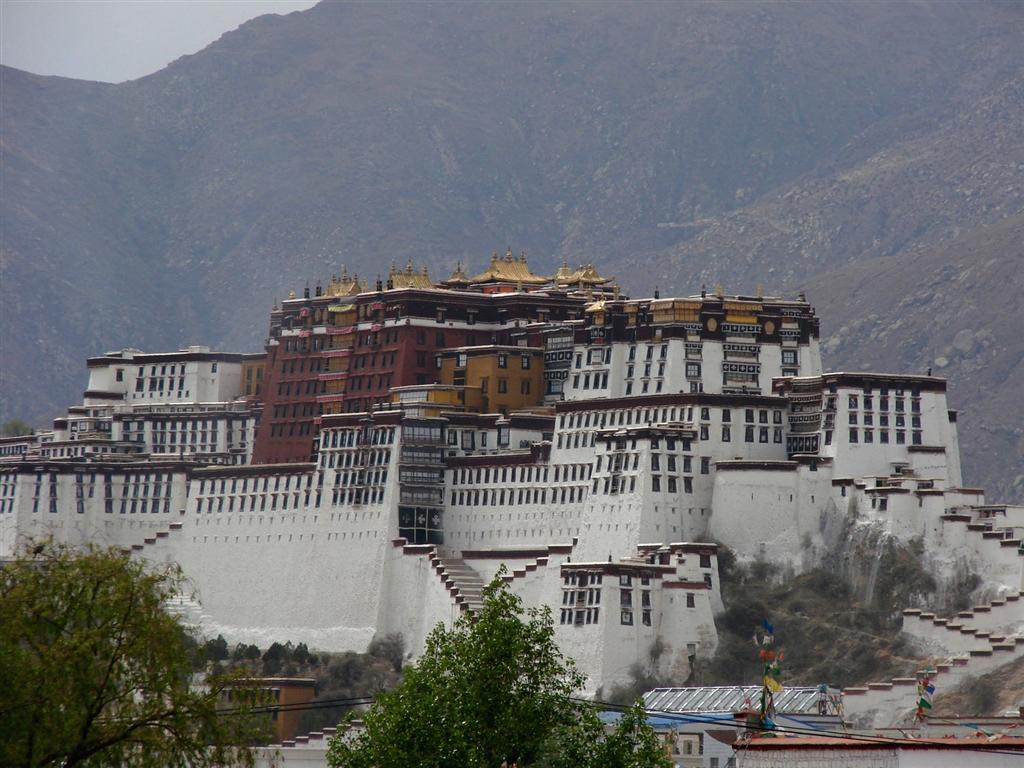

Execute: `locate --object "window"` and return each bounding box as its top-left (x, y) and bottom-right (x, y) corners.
top-left (745, 426), bottom-right (755, 443)
top-left (700, 457), bottom-right (710, 474)
top-left (849, 428), bottom-right (859, 443)
top-left (652, 476), bottom-right (661, 492)
top-left (782, 349), bottom-right (797, 365)
top-left (498, 379), bottom-right (508, 394)
top-left (520, 380), bottom-right (531, 395)
top-left (211, 362), bottom-right (218, 373)
top-left (115, 368), bottom-right (124, 382)
top-left (498, 354), bottom-right (508, 369)
top-left (686, 593), bottom-right (695, 608)
top-left (521, 354), bottom-right (531, 369)
top-left (849, 395), bottom-right (858, 409)
top-left (686, 362), bottom-right (701, 378)
top-left (722, 426), bottom-right (731, 442)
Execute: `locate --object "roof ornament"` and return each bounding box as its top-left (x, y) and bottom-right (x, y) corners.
top-left (756, 283), bottom-right (765, 299)
top-left (288, 289), bottom-right (297, 300)
top-left (714, 283), bottom-right (724, 298)
top-left (520, 250), bottom-right (528, 263)
top-left (505, 246), bottom-right (515, 262)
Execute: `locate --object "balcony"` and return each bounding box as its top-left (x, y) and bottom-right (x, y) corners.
top-left (318, 371), bottom-right (350, 381)
top-left (322, 348), bottom-right (352, 357)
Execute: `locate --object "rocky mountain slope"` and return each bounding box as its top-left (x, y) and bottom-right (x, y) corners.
top-left (2, 1), bottom-right (1022, 496)
top-left (804, 214), bottom-right (1024, 505)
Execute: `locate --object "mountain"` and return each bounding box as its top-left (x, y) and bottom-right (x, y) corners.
top-left (2, 0), bottom-right (1022, 497)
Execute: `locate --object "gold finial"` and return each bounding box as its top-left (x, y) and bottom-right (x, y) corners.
top-left (288, 289), bottom-right (297, 300)
top-left (714, 283), bottom-right (724, 298)
top-left (341, 266), bottom-right (348, 280)
top-left (613, 285), bottom-right (620, 299)
top-left (421, 265), bottom-right (429, 277)
top-left (756, 283), bottom-right (765, 299)
top-left (389, 261), bottom-right (397, 276)
top-left (491, 251), bottom-right (499, 265)
top-left (272, 297), bottom-right (278, 310)
top-left (520, 250), bottom-right (527, 263)
top-left (406, 258), bottom-right (414, 275)
top-left (505, 246), bottom-right (514, 261)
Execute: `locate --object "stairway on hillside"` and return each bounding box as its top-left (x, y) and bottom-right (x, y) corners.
top-left (435, 555), bottom-right (486, 616)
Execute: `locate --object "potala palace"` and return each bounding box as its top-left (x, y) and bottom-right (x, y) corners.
top-left (2, 252), bottom-right (1021, 726)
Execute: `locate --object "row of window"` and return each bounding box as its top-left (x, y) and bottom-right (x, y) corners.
top-left (197, 473), bottom-right (313, 495)
top-left (846, 429), bottom-right (923, 445)
top-left (452, 463), bottom-right (591, 485)
top-left (451, 485), bottom-right (587, 507)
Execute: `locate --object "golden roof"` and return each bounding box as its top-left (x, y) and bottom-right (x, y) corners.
top-left (468, 248), bottom-right (548, 285)
top-left (389, 259), bottom-right (435, 290)
top-left (325, 267), bottom-right (364, 297)
top-left (445, 260), bottom-right (470, 285)
top-left (551, 261), bottom-right (613, 285)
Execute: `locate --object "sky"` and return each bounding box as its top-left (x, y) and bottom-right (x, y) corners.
top-left (0, 0), bottom-right (318, 83)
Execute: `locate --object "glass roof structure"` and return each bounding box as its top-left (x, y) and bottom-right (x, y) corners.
top-left (643, 686), bottom-right (837, 715)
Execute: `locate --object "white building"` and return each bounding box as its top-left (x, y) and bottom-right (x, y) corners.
top-left (3, 294), bottom-right (1021, 716)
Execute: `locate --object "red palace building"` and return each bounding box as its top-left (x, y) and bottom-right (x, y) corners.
top-left (251, 251), bottom-right (616, 464)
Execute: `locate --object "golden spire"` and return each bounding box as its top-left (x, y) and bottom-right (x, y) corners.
top-left (756, 283), bottom-right (765, 299)
top-left (714, 283), bottom-right (724, 298)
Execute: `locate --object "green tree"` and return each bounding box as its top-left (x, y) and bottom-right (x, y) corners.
top-left (0, 540), bottom-right (268, 768)
top-left (543, 700), bottom-right (672, 768)
top-left (326, 573), bottom-right (670, 768)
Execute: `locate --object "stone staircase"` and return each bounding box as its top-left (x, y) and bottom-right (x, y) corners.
top-left (433, 553), bottom-right (486, 615)
top-left (393, 540), bottom-right (488, 617)
top-left (902, 592), bottom-right (1023, 656)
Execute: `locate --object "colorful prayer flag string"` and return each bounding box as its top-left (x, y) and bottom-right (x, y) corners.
top-left (915, 675), bottom-right (935, 722)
